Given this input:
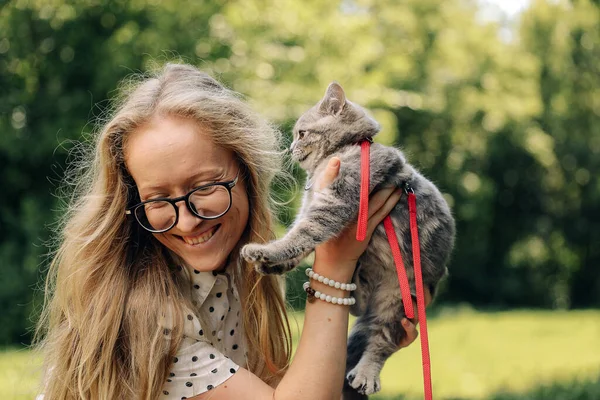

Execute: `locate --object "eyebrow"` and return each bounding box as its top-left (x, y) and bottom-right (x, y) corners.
top-left (137, 167), bottom-right (229, 194)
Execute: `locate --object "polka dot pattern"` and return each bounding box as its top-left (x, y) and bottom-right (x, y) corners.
top-left (160, 268), bottom-right (245, 398)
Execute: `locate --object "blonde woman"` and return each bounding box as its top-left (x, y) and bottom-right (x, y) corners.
top-left (36, 63), bottom-right (426, 399)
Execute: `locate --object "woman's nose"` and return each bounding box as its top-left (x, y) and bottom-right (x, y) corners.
top-left (175, 202), bottom-right (202, 233)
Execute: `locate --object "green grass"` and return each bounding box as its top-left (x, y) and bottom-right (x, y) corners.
top-left (2, 309), bottom-right (599, 399)
top-left (287, 308), bottom-right (600, 400)
top-left (0, 347), bottom-right (43, 400)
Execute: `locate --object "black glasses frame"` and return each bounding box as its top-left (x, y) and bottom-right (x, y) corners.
top-left (125, 171), bottom-right (239, 233)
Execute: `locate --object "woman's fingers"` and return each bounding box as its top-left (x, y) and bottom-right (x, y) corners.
top-left (315, 157), bottom-right (341, 191)
top-left (350, 186), bottom-right (401, 243)
top-left (399, 318), bottom-right (419, 348)
top-left (424, 286), bottom-right (433, 307)
top-left (367, 188), bottom-right (402, 232)
top-left (366, 186), bottom-right (397, 218)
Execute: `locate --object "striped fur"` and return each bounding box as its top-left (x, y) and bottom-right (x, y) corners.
top-left (241, 83), bottom-right (455, 397)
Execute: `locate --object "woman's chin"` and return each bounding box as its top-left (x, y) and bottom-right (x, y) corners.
top-left (179, 253), bottom-right (226, 272)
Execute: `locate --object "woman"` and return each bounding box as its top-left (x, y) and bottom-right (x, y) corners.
top-left (36, 63), bottom-right (428, 399)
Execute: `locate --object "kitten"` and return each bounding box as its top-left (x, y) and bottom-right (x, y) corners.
top-left (241, 82), bottom-right (455, 397)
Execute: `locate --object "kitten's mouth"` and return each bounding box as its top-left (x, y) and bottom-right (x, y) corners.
top-left (297, 152), bottom-right (310, 162)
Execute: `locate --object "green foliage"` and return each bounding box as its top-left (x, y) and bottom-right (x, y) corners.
top-left (0, 0), bottom-right (598, 345)
top-left (0, 0), bottom-right (229, 345)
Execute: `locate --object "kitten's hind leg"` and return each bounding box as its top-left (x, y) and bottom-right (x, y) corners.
top-left (344, 315), bottom-right (373, 399)
top-left (241, 190), bottom-right (357, 274)
top-left (346, 281), bottom-right (407, 395)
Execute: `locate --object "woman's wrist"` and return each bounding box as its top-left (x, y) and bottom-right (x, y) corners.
top-left (310, 257), bottom-right (356, 299)
top-left (312, 256), bottom-right (355, 280)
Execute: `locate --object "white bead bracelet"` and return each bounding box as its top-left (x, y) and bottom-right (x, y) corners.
top-left (303, 282), bottom-right (356, 306)
top-left (305, 268), bottom-right (357, 291)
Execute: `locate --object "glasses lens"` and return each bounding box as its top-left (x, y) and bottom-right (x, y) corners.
top-left (189, 185), bottom-right (231, 218)
top-left (135, 201), bottom-right (176, 232)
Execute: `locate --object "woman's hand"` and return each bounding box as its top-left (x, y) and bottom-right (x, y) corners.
top-left (312, 157), bottom-right (403, 273)
top-left (398, 286), bottom-right (432, 348)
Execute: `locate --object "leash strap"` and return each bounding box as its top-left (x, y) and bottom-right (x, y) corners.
top-left (408, 191), bottom-right (433, 400)
top-left (356, 139), bottom-right (432, 400)
top-left (356, 140), bottom-right (370, 241)
top-left (383, 215), bottom-right (415, 319)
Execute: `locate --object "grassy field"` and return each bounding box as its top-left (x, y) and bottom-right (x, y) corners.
top-left (2, 309), bottom-right (599, 399)
top-left (288, 308), bottom-right (600, 400)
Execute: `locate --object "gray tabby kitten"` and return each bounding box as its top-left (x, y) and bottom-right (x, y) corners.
top-left (241, 83), bottom-right (455, 397)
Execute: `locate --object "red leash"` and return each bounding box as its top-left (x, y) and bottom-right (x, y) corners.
top-left (356, 140), bottom-right (433, 400)
top-left (356, 140), bottom-right (371, 242)
top-left (407, 189), bottom-right (433, 400)
top-left (383, 216), bottom-right (415, 319)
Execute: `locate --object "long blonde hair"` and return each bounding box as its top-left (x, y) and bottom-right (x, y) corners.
top-left (36, 63), bottom-right (291, 399)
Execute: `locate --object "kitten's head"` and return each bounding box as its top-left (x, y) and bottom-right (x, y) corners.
top-left (290, 82), bottom-right (380, 172)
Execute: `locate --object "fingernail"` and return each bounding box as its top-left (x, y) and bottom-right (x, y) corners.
top-left (401, 318), bottom-right (409, 326)
top-left (331, 158), bottom-right (340, 167)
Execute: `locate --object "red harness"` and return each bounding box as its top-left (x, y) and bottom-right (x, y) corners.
top-left (356, 139), bottom-right (433, 400)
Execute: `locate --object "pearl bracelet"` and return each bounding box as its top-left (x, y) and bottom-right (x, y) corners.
top-left (303, 282), bottom-right (356, 306)
top-left (305, 268), bottom-right (357, 291)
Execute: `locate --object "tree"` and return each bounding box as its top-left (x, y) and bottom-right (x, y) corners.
top-left (1, 0), bottom-right (598, 346)
top-left (0, 0), bottom-right (228, 344)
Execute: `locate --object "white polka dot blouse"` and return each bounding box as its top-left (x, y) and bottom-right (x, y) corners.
top-left (161, 268), bottom-right (248, 398)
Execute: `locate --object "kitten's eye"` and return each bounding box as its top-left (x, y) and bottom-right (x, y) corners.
top-left (298, 130), bottom-right (306, 139)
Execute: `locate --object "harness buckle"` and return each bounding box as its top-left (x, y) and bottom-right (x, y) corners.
top-left (403, 182), bottom-right (415, 195)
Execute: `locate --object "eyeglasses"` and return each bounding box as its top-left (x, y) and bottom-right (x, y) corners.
top-left (125, 171), bottom-right (239, 233)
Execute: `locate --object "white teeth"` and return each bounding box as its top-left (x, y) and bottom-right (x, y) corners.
top-left (183, 226), bottom-right (217, 245)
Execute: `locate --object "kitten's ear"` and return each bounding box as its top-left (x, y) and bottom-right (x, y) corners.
top-left (319, 82), bottom-right (346, 116)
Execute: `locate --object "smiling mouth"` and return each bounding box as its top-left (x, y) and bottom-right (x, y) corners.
top-left (179, 225), bottom-right (220, 246)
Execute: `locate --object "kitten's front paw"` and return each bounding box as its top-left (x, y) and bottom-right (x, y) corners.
top-left (346, 364), bottom-right (381, 395)
top-left (240, 243), bottom-right (272, 264)
top-left (241, 244), bottom-right (282, 275)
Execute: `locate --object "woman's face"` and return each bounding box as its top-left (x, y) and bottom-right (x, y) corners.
top-left (125, 114), bottom-right (249, 272)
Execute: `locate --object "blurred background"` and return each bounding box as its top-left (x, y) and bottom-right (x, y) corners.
top-left (1, 0), bottom-right (599, 399)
